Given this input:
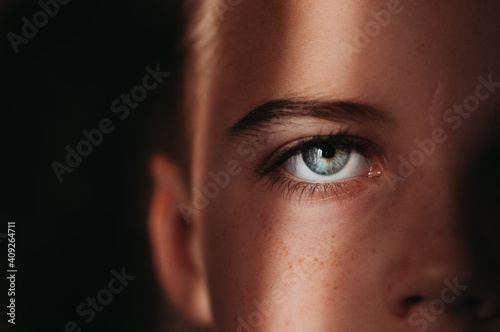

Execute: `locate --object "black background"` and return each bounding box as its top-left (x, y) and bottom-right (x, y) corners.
top-left (0, 0), bottom-right (193, 331)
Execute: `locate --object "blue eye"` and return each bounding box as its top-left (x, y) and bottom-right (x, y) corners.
top-left (302, 143), bottom-right (350, 175)
top-left (282, 141), bottom-right (372, 182)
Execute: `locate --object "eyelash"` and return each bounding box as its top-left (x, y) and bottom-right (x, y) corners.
top-left (256, 131), bottom-right (378, 200)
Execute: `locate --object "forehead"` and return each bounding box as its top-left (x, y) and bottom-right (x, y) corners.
top-left (192, 0), bottom-right (500, 147)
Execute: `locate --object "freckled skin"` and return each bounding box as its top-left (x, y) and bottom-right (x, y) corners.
top-left (154, 0), bottom-right (500, 331)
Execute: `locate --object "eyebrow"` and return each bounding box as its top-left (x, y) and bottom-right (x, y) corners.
top-left (228, 98), bottom-right (390, 136)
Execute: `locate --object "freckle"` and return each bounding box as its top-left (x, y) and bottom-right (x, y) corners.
top-left (298, 259), bottom-right (303, 263)
top-left (314, 257), bottom-right (318, 261)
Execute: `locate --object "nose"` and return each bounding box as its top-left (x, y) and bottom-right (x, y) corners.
top-left (386, 269), bottom-right (500, 321)
top-left (383, 175), bottom-right (500, 325)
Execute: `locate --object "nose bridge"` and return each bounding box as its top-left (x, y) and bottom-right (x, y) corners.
top-left (397, 156), bottom-right (498, 274)
top-left (383, 168), bottom-right (497, 319)
top-left (401, 170), bottom-right (470, 264)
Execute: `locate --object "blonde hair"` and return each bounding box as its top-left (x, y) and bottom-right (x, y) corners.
top-left (175, 0), bottom-right (222, 182)
top-left (181, 0), bottom-right (220, 111)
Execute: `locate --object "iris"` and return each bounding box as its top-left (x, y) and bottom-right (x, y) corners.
top-left (302, 143), bottom-right (350, 175)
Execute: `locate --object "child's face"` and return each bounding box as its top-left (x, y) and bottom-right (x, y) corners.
top-left (153, 1), bottom-right (500, 331)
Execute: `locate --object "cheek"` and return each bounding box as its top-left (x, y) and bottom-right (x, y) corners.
top-left (200, 177), bottom-right (386, 329)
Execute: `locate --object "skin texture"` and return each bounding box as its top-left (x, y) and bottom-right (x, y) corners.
top-left (149, 1), bottom-right (500, 331)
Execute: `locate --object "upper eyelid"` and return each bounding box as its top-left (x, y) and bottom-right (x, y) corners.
top-left (255, 136), bottom-right (329, 176)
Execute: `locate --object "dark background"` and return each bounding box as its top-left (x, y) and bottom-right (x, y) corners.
top-left (0, 0), bottom-right (192, 331)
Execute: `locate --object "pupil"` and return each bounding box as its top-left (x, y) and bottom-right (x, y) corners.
top-left (320, 144), bottom-right (336, 159)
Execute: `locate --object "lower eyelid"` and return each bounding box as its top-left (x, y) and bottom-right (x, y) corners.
top-left (265, 173), bottom-right (378, 202)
